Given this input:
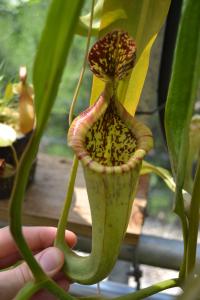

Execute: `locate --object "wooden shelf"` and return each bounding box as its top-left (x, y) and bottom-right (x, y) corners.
top-left (0, 153), bottom-right (149, 246)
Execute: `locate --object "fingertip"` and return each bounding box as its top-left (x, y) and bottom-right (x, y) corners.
top-left (65, 230), bottom-right (77, 248)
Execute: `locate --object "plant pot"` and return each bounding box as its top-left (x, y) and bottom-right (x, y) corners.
top-left (0, 163), bottom-right (15, 199)
top-left (0, 131), bottom-right (37, 200)
top-left (0, 130), bottom-right (32, 164)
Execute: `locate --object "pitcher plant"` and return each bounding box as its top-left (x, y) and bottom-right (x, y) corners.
top-left (57, 31), bottom-right (153, 284)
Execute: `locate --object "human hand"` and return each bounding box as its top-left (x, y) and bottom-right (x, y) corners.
top-left (0, 226), bottom-right (77, 300)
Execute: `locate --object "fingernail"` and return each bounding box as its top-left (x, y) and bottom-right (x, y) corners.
top-left (39, 247), bottom-right (63, 272)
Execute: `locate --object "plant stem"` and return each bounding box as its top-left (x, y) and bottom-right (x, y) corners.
top-left (15, 279), bottom-right (78, 300)
top-left (55, 156), bottom-right (79, 243)
top-left (43, 280), bottom-right (77, 300)
top-left (15, 282), bottom-right (44, 300)
top-left (10, 144), bottom-right (19, 169)
top-left (56, 0), bottom-right (95, 244)
top-left (9, 133), bottom-right (47, 281)
top-left (115, 278), bottom-right (180, 300)
top-left (186, 159), bottom-right (200, 274)
top-left (176, 194), bottom-right (189, 280)
top-left (69, 0), bottom-right (95, 125)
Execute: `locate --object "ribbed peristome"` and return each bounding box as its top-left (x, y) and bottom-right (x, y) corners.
top-left (68, 87), bottom-right (153, 174)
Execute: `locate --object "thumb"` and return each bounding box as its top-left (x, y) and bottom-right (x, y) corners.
top-left (0, 247), bottom-right (64, 300)
top-left (35, 246), bottom-right (64, 276)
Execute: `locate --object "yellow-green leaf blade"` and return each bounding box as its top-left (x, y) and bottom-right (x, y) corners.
top-left (90, 0), bottom-right (171, 115)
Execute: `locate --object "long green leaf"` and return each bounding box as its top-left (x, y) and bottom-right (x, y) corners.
top-left (165, 0), bottom-right (200, 184)
top-left (90, 0), bottom-right (171, 115)
top-left (165, 0), bottom-right (200, 278)
top-left (141, 161), bottom-right (176, 192)
top-left (9, 0), bottom-right (84, 288)
top-left (165, 0), bottom-right (200, 215)
top-left (34, 0), bottom-right (84, 132)
top-left (141, 161), bottom-right (191, 215)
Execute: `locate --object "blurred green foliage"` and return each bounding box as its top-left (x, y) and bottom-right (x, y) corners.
top-left (0, 0), bottom-right (93, 157)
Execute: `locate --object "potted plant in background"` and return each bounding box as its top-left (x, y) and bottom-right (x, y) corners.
top-left (0, 66), bottom-right (35, 199)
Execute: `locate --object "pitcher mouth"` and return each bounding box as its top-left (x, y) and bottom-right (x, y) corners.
top-left (68, 93), bottom-right (153, 174)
